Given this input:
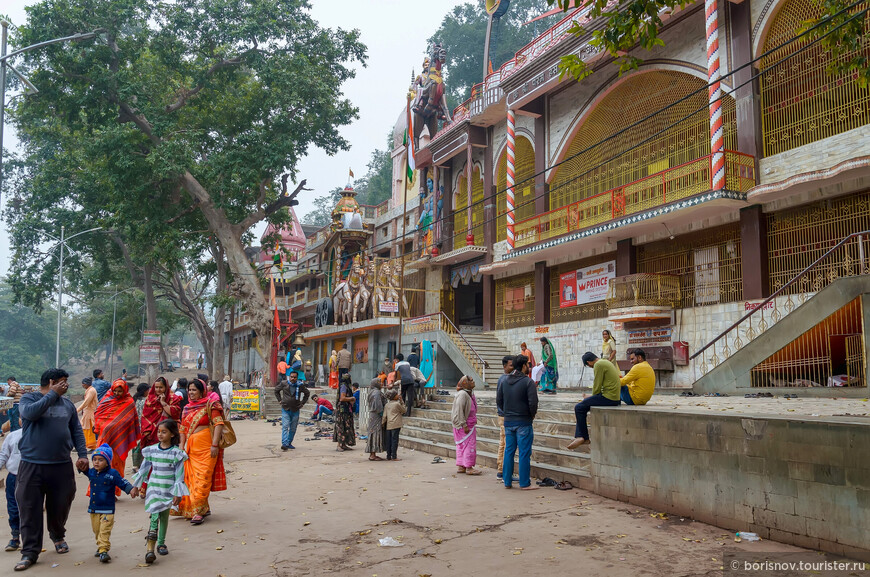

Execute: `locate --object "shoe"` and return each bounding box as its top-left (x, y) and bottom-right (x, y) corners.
top-left (156, 545), bottom-right (168, 556)
top-left (496, 472), bottom-right (503, 479)
top-left (145, 551), bottom-right (156, 564)
top-left (94, 550), bottom-right (100, 557)
top-left (5, 539), bottom-right (19, 552)
top-left (288, 444), bottom-right (296, 450)
top-left (281, 445), bottom-right (289, 451)
top-left (99, 552), bottom-right (111, 563)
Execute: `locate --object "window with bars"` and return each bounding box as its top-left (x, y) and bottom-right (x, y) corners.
top-left (549, 71), bottom-right (737, 212)
top-left (767, 192), bottom-right (870, 294)
top-left (453, 167), bottom-right (484, 249)
top-left (495, 273), bottom-right (536, 330)
top-left (496, 136), bottom-right (537, 239)
top-left (637, 224), bottom-right (743, 308)
top-left (759, 0), bottom-right (870, 157)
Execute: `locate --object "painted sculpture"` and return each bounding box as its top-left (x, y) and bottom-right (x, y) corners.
top-left (411, 42), bottom-right (452, 144)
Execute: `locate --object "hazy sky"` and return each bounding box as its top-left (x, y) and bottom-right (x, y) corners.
top-left (0, 0), bottom-right (472, 274)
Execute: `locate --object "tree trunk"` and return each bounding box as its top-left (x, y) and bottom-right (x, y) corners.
top-left (180, 172), bottom-right (273, 364)
top-left (210, 243), bottom-right (228, 380)
top-left (142, 264), bottom-right (160, 384)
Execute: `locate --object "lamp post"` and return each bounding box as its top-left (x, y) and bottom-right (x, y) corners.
top-left (45, 225), bottom-right (103, 366)
top-left (95, 287), bottom-right (139, 379)
top-left (0, 20), bottom-right (105, 200)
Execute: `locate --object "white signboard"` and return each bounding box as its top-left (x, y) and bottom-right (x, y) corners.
top-left (139, 345), bottom-right (161, 365)
top-left (379, 301), bottom-right (399, 313)
top-left (576, 260), bottom-right (616, 305)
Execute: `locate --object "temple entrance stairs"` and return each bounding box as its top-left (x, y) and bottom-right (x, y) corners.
top-left (399, 392), bottom-right (593, 489)
top-left (456, 332), bottom-right (514, 389)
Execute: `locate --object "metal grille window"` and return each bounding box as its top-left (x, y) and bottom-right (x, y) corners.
top-left (496, 136), bottom-right (537, 239)
top-left (548, 255), bottom-right (615, 323)
top-left (495, 273), bottom-right (536, 330)
top-left (453, 167), bottom-right (484, 249)
top-left (759, 0), bottom-right (870, 157)
top-left (637, 224), bottom-right (743, 308)
top-left (550, 71), bottom-right (737, 211)
top-left (767, 192), bottom-right (870, 294)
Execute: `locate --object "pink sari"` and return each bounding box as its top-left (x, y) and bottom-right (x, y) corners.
top-left (453, 393), bottom-right (478, 468)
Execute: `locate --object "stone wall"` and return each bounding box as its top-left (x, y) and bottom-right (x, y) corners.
top-left (758, 125), bottom-right (870, 186)
top-left (590, 407), bottom-right (870, 556)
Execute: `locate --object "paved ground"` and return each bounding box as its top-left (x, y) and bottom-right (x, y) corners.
top-left (0, 420), bottom-right (814, 576)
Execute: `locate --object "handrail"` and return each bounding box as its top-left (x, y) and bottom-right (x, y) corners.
top-left (691, 230), bottom-right (870, 360)
top-left (437, 311), bottom-right (490, 369)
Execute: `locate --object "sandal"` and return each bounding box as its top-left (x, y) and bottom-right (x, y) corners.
top-left (537, 477), bottom-right (558, 487)
top-left (368, 456), bottom-right (384, 461)
top-left (465, 468), bottom-right (482, 476)
top-left (190, 515), bottom-right (205, 525)
top-left (14, 558), bottom-right (34, 572)
top-left (54, 541), bottom-right (69, 554)
top-left (554, 481), bottom-right (574, 491)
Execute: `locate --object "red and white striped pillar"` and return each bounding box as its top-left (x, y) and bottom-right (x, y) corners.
top-left (506, 109), bottom-right (516, 250)
top-left (706, 0), bottom-right (725, 191)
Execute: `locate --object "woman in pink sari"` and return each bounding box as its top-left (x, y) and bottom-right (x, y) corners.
top-left (450, 375), bottom-right (481, 475)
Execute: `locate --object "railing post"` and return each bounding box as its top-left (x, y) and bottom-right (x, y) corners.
top-left (859, 235), bottom-right (865, 275)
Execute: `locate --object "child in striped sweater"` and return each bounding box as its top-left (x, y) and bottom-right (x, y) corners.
top-left (133, 419), bottom-right (189, 565)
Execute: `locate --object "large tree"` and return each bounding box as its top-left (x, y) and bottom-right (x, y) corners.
top-left (8, 0), bottom-right (366, 363)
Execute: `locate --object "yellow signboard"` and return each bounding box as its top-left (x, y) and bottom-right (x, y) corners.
top-left (231, 389), bottom-right (260, 412)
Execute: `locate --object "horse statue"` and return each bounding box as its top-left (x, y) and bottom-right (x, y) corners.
top-left (352, 257), bottom-right (375, 323)
top-left (372, 260), bottom-right (393, 315)
top-left (333, 256), bottom-right (365, 325)
top-left (386, 262), bottom-right (409, 315)
top-left (411, 42), bottom-right (452, 145)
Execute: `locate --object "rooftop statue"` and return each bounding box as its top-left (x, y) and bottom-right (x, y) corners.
top-left (411, 42), bottom-right (452, 145)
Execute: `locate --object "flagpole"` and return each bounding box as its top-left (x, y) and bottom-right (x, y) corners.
top-left (400, 95), bottom-right (414, 355)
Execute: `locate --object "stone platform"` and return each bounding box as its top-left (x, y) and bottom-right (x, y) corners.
top-left (403, 389), bottom-right (869, 557)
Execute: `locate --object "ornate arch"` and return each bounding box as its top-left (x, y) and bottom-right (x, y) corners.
top-left (547, 68), bottom-right (737, 211)
top-left (494, 135), bottom-right (536, 238)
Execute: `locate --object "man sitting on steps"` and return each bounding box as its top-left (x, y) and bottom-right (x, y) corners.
top-left (567, 352), bottom-right (621, 450)
top-left (620, 348), bottom-right (655, 406)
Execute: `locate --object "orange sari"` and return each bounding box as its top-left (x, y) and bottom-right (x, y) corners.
top-left (172, 399), bottom-right (226, 519)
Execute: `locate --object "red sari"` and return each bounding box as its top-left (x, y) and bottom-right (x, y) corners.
top-left (94, 379), bottom-right (140, 494)
top-left (140, 384), bottom-right (182, 448)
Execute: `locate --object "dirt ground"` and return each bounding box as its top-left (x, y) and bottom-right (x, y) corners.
top-left (0, 419), bottom-right (808, 577)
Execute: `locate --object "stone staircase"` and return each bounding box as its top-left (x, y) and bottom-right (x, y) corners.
top-left (400, 392), bottom-right (593, 489)
top-left (459, 332), bottom-right (514, 389)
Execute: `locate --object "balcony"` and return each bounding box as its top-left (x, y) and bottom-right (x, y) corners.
top-left (606, 274), bottom-right (681, 310)
top-left (513, 151), bottom-right (756, 250)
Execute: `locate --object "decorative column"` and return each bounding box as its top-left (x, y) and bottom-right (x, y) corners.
top-left (466, 144), bottom-right (474, 245)
top-left (506, 109), bottom-right (516, 250)
top-left (706, 0), bottom-right (725, 191)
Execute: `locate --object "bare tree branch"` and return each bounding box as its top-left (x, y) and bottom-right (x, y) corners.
top-left (235, 177), bottom-right (309, 232)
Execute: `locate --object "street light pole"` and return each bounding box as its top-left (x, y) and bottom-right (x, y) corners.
top-left (1, 21), bottom-right (8, 198)
top-left (109, 295), bottom-right (118, 379)
top-left (55, 225), bottom-right (64, 366)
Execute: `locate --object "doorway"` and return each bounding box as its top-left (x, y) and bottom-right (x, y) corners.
top-left (454, 281), bottom-right (483, 327)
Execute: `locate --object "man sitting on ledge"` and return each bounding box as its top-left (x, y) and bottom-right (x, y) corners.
top-left (567, 352), bottom-right (620, 450)
top-left (620, 348), bottom-right (655, 406)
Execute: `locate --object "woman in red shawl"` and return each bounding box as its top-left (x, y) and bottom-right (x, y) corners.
top-left (94, 379), bottom-right (140, 495)
top-left (140, 377), bottom-right (181, 449)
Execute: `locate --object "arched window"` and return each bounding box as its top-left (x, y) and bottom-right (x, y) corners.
top-left (496, 135), bottom-right (536, 240)
top-left (550, 70), bottom-right (737, 211)
top-left (760, 0), bottom-right (870, 156)
top-left (453, 166), bottom-right (484, 248)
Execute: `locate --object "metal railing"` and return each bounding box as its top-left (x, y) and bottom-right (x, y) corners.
top-left (403, 311), bottom-right (489, 381)
top-left (605, 273), bottom-right (681, 309)
top-left (692, 231), bottom-right (870, 371)
top-left (513, 151), bottom-right (756, 249)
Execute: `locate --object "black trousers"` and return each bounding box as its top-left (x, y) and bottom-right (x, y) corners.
top-left (15, 461), bottom-right (76, 562)
top-left (385, 428), bottom-right (401, 460)
top-left (401, 383), bottom-right (415, 416)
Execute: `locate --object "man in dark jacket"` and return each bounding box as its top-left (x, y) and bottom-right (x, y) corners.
top-left (336, 344), bottom-right (352, 380)
top-left (274, 373), bottom-right (310, 451)
top-left (496, 354), bottom-right (538, 490)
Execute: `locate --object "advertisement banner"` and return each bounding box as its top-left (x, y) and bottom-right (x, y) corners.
top-left (139, 345), bottom-right (161, 364)
top-left (142, 330), bottom-right (161, 344)
top-left (576, 260), bottom-right (616, 305)
top-left (559, 271), bottom-right (577, 308)
top-left (231, 389), bottom-right (260, 412)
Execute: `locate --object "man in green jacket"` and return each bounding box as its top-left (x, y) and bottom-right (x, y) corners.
top-left (567, 352), bottom-right (621, 450)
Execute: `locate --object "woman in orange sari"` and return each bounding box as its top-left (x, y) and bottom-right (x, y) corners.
top-left (173, 378), bottom-right (226, 525)
top-left (93, 379), bottom-right (140, 495)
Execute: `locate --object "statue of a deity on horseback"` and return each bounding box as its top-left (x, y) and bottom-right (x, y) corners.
top-left (411, 42), bottom-right (452, 145)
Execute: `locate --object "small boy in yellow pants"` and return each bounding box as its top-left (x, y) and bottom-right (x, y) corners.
top-left (80, 444), bottom-right (138, 563)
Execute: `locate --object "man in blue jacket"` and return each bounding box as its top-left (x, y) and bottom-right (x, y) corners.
top-left (14, 368), bottom-right (89, 572)
top-left (91, 369), bottom-right (111, 402)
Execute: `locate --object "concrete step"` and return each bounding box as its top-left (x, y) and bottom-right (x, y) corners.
top-left (398, 435), bottom-right (592, 490)
top-left (401, 423), bottom-right (589, 470)
top-left (403, 415), bottom-right (580, 451)
top-left (413, 406), bottom-right (577, 426)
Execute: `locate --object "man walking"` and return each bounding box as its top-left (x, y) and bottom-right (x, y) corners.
top-left (336, 344), bottom-right (352, 381)
top-left (495, 355), bottom-right (514, 481)
top-left (6, 378), bottom-right (23, 432)
top-left (275, 373), bottom-right (310, 451)
top-left (497, 355), bottom-right (538, 490)
top-left (394, 355), bottom-right (424, 417)
top-left (218, 375), bottom-right (234, 416)
top-left (14, 368), bottom-right (89, 571)
top-left (567, 352), bottom-right (621, 450)
top-left (92, 370), bottom-right (111, 402)
top-left (75, 377), bottom-right (98, 452)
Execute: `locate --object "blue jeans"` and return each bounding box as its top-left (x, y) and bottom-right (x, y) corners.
top-left (313, 406), bottom-right (333, 420)
top-left (9, 405), bottom-right (19, 431)
top-left (503, 423), bottom-right (534, 488)
top-left (281, 409), bottom-right (300, 447)
top-left (620, 386), bottom-right (634, 405)
top-left (574, 394), bottom-right (620, 440)
top-left (6, 472), bottom-right (19, 538)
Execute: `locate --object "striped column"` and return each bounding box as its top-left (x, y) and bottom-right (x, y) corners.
top-left (506, 109), bottom-right (516, 250)
top-left (706, 0), bottom-right (725, 191)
